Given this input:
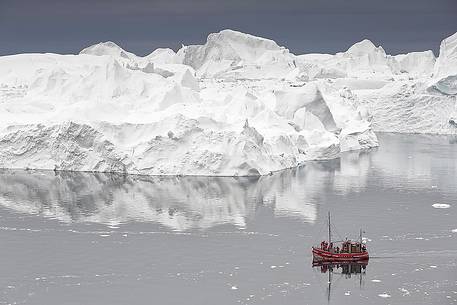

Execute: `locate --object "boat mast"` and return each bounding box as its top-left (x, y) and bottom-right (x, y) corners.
top-left (328, 211), bottom-right (331, 244)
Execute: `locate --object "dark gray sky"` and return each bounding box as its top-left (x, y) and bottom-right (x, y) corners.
top-left (1, 0), bottom-right (456, 56)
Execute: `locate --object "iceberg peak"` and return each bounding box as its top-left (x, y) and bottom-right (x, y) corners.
top-left (179, 29), bottom-right (293, 78)
top-left (80, 41), bottom-right (135, 59)
top-left (346, 39), bottom-right (385, 56)
top-left (208, 29), bottom-right (282, 50)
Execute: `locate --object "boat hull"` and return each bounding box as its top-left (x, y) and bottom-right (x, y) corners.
top-left (312, 247), bottom-right (369, 262)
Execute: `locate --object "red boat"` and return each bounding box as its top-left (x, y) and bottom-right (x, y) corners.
top-left (312, 212), bottom-right (369, 262)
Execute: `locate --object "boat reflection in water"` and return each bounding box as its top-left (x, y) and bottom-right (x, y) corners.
top-left (313, 260), bottom-right (368, 277)
top-left (312, 260), bottom-right (368, 303)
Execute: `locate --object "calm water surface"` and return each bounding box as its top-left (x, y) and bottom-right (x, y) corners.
top-left (0, 133), bottom-right (456, 305)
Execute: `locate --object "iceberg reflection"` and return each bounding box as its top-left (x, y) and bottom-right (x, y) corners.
top-left (3, 134), bottom-right (448, 232)
top-left (0, 163), bottom-right (355, 230)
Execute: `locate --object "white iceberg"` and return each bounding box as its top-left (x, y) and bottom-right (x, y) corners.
top-left (3, 29), bottom-right (456, 176)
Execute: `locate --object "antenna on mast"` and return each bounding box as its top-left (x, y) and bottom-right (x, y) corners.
top-left (328, 211), bottom-right (331, 244)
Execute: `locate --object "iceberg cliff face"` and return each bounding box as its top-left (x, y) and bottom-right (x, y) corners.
top-left (394, 51), bottom-right (435, 77)
top-left (434, 32), bottom-right (457, 80)
top-left (2, 29), bottom-right (456, 176)
top-left (431, 32), bottom-right (457, 95)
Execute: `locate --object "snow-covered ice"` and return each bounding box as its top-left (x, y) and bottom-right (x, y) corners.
top-left (1, 29), bottom-right (456, 176)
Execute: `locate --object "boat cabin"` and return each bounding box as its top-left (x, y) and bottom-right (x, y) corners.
top-left (319, 240), bottom-right (366, 254)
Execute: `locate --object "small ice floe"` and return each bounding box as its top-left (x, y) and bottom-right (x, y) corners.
top-left (451, 229), bottom-right (457, 233)
top-left (371, 279), bottom-right (382, 283)
top-left (231, 286), bottom-right (238, 290)
top-left (429, 265), bottom-right (437, 268)
top-left (270, 265), bottom-right (277, 269)
top-left (345, 291), bottom-right (351, 296)
top-left (432, 203), bottom-right (450, 209)
top-left (431, 185), bottom-right (438, 188)
top-left (378, 293), bottom-right (391, 298)
top-left (99, 234), bottom-right (110, 237)
top-left (399, 288), bottom-right (410, 296)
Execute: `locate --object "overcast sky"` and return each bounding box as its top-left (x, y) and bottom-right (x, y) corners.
top-left (1, 0), bottom-right (456, 56)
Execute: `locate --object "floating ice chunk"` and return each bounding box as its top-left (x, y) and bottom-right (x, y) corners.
top-left (345, 291), bottom-right (351, 296)
top-left (371, 279), bottom-right (382, 283)
top-left (378, 293), bottom-right (391, 298)
top-left (270, 265), bottom-right (277, 269)
top-left (399, 288), bottom-right (410, 296)
top-left (231, 286), bottom-right (238, 290)
top-left (452, 229), bottom-right (457, 233)
top-left (432, 203), bottom-right (450, 209)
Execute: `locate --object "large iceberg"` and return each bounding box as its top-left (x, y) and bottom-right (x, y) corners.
top-left (1, 29), bottom-right (455, 176)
